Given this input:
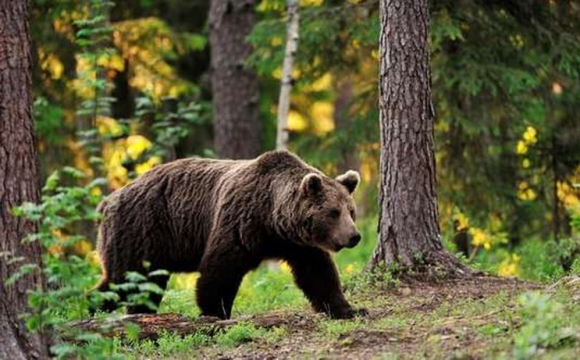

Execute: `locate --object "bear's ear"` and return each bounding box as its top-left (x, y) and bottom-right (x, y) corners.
top-left (300, 173), bottom-right (323, 195)
top-left (336, 170), bottom-right (360, 194)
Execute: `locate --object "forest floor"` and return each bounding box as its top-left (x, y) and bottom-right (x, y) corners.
top-left (113, 275), bottom-right (580, 359)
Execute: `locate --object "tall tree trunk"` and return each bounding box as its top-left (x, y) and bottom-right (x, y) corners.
top-left (333, 79), bottom-right (360, 174)
top-left (370, 0), bottom-right (468, 275)
top-left (209, 0), bottom-right (261, 159)
top-left (0, 1), bottom-right (49, 358)
top-left (551, 134), bottom-right (561, 242)
top-left (275, 0), bottom-right (299, 151)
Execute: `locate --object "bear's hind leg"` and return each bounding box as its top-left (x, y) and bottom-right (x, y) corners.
top-left (196, 270), bottom-right (245, 319)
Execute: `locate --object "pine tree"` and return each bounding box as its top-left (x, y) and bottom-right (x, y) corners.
top-left (0, 1), bottom-right (50, 358)
top-left (370, 0), bottom-right (469, 276)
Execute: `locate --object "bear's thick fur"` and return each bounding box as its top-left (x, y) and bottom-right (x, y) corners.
top-left (95, 150), bottom-right (363, 319)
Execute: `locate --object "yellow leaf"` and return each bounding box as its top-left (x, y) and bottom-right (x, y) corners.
top-left (522, 158), bottom-right (531, 169)
top-left (522, 126), bottom-right (537, 144)
top-left (300, 0), bottom-right (323, 6)
top-left (47, 55), bottom-right (64, 80)
top-left (498, 253), bottom-right (520, 277)
top-left (126, 135), bottom-right (152, 160)
top-left (279, 261), bottom-right (292, 273)
top-left (96, 116), bottom-right (124, 138)
top-left (73, 239), bottom-right (92, 256)
top-left (270, 36), bottom-right (283, 47)
top-left (346, 264), bottom-right (355, 274)
top-left (310, 102), bottom-right (335, 134)
top-left (86, 251), bottom-right (101, 266)
top-left (516, 140), bottom-right (528, 155)
top-left (91, 187), bottom-right (102, 197)
top-left (454, 212), bottom-right (470, 231)
top-left (287, 110), bottom-right (308, 132)
top-left (310, 73), bottom-right (332, 92)
top-left (517, 182), bottom-right (537, 201)
top-left (469, 228), bottom-right (488, 247)
top-left (135, 156), bottom-right (162, 175)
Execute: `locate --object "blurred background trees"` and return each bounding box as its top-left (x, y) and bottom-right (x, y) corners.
top-left (209, 0), bottom-right (262, 159)
top-left (27, 0), bottom-right (580, 277)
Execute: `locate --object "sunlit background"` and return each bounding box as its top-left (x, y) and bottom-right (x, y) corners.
top-left (31, 0), bottom-right (580, 285)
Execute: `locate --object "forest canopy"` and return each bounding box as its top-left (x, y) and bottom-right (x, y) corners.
top-left (31, 0), bottom-right (580, 278)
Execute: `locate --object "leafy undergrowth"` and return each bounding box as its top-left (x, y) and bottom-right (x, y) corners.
top-left (117, 275), bottom-right (580, 359)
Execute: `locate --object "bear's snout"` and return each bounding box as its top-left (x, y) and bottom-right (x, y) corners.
top-left (346, 233), bottom-right (361, 248)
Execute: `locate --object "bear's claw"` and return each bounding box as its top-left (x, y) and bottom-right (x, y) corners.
top-left (329, 307), bottom-right (368, 319)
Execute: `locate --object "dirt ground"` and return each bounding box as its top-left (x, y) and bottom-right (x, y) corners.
top-left (200, 276), bottom-right (540, 359)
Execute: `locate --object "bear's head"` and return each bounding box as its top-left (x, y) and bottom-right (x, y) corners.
top-left (298, 170), bottom-right (361, 252)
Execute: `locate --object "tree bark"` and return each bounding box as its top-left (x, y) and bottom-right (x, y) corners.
top-left (0, 1), bottom-right (49, 358)
top-left (209, 0), bottom-right (261, 159)
top-left (275, 0), bottom-right (299, 151)
top-left (370, 0), bottom-right (468, 276)
top-left (333, 79), bottom-right (360, 174)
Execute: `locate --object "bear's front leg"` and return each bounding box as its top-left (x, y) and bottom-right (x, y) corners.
top-left (285, 247), bottom-right (366, 319)
top-left (196, 243), bottom-right (255, 319)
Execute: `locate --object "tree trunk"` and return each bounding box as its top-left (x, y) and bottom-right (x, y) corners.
top-left (0, 1), bottom-right (49, 358)
top-left (275, 0), bottom-right (299, 151)
top-left (370, 0), bottom-right (468, 276)
top-left (333, 79), bottom-right (360, 174)
top-left (209, 0), bottom-right (261, 159)
top-left (551, 134), bottom-right (561, 242)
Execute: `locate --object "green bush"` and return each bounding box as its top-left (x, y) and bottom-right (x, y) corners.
top-left (513, 292), bottom-right (576, 358)
top-left (214, 323), bottom-right (267, 348)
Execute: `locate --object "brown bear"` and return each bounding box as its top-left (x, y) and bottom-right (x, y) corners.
top-left (95, 150), bottom-right (364, 319)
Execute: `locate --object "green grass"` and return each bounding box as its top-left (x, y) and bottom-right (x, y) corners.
top-left (119, 273), bottom-right (580, 359)
top-left (107, 218), bottom-right (580, 358)
top-left (214, 323), bottom-right (268, 348)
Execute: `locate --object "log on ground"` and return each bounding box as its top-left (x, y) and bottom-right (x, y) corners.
top-left (69, 312), bottom-right (300, 341)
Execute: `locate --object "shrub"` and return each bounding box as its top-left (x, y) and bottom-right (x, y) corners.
top-left (513, 292), bottom-right (576, 358)
top-left (214, 323), bottom-right (267, 348)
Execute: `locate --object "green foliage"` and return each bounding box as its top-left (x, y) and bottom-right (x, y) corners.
top-left (9, 168), bottom-right (172, 358)
top-left (113, 267), bottom-right (170, 312)
top-left (74, 0), bottom-right (117, 161)
top-left (321, 318), bottom-right (365, 338)
top-left (513, 292), bottom-right (577, 358)
top-left (16, 0), bottom-right (580, 357)
top-left (34, 97), bottom-right (65, 145)
top-left (342, 262), bottom-right (400, 297)
top-left (233, 267), bottom-right (306, 315)
top-left (519, 240), bottom-right (565, 281)
top-left (215, 323), bottom-right (268, 348)
top-left (9, 169), bottom-right (116, 358)
top-left (154, 331), bottom-right (209, 357)
top-left (118, 331), bottom-right (210, 359)
top-left (132, 95), bottom-right (211, 162)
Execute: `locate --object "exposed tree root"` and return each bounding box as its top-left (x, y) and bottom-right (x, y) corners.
top-left (415, 249), bottom-right (480, 279)
top-left (67, 312), bottom-right (303, 341)
top-left (369, 249), bottom-right (487, 283)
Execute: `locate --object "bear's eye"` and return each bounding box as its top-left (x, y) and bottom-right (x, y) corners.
top-left (349, 209), bottom-right (356, 221)
top-left (328, 209), bottom-right (341, 219)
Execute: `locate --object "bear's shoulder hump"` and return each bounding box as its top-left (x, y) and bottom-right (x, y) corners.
top-left (255, 150), bottom-right (306, 173)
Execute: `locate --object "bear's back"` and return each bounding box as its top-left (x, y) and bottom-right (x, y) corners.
top-left (98, 158), bottom-right (250, 269)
